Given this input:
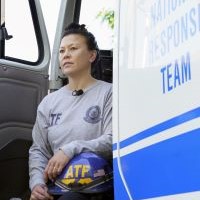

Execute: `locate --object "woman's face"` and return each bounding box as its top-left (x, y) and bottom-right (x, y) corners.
top-left (59, 34), bottom-right (96, 77)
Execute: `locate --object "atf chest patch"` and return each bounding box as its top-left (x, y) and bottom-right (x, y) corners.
top-left (84, 105), bottom-right (101, 124)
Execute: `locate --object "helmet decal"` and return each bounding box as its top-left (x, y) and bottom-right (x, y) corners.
top-left (48, 152), bottom-right (113, 195)
top-left (61, 164), bottom-right (93, 186)
top-left (94, 169), bottom-right (106, 178)
top-left (64, 164), bottom-right (91, 178)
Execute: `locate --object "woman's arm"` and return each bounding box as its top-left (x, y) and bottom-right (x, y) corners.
top-left (29, 103), bottom-right (53, 191)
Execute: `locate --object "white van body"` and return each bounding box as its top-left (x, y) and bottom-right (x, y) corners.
top-left (113, 0), bottom-right (200, 199)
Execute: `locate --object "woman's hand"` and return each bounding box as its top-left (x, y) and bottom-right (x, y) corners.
top-left (44, 149), bottom-right (70, 182)
top-left (30, 184), bottom-right (53, 200)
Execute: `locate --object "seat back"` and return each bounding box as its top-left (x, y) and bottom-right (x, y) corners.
top-left (92, 50), bottom-right (113, 83)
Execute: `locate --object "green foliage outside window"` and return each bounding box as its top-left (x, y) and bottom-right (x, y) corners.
top-left (96, 9), bottom-right (114, 30)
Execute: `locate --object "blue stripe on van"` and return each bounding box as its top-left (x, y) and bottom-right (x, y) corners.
top-left (113, 128), bottom-right (200, 199)
top-left (113, 159), bottom-right (130, 200)
top-left (113, 106), bottom-right (200, 151)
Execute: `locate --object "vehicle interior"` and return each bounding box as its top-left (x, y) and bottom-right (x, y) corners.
top-left (0, 0), bottom-right (113, 199)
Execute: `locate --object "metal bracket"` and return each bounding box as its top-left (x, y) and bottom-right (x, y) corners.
top-left (0, 27), bottom-right (13, 41)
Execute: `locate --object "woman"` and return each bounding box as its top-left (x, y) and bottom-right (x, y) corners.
top-left (29, 23), bottom-right (112, 200)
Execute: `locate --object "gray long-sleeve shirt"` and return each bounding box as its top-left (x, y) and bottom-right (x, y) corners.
top-left (29, 80), bottom-right (112, 190)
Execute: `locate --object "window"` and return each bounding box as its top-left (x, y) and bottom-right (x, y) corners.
top-left (79, 0), bottom-right (115, 50)
top-left (5, 0), bottom-right (38, 63)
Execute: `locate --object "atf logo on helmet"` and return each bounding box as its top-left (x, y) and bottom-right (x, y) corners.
top-left (62, 164), bottom-right (92, 186)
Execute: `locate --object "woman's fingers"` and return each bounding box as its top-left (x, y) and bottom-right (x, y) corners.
top-left (30, 185), bottom-right (48, 200)
top-left (52, 165), bottom-right (60, 178)
top-left (44, 162), bottom-right (60, 181)
top-left (45, 162), bottom-right (54, 181)
top-left (44, 150), bottom-right (70, 181)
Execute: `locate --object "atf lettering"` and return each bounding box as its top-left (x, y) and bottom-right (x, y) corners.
top-left (65, 165), bottom-right (90, 178)
top-left (81, 165), bottom-right (90, 177)
top-left (74, 165), bottom-right (82, 177)
top-left (66, 165), bottom-right (73, 178)
top-left (50, 113), bottom-right (62, 126)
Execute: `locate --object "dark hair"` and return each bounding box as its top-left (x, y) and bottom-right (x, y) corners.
top-left (62, 23), bottom-right (100, 67)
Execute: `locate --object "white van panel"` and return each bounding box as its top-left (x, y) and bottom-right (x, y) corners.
top-left (113, 0), bottom-right (200, 199)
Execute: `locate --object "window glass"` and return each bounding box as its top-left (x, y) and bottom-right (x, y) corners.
top-left (5, 0), bottom-right (38, 62)
top-left (79, 0), bottom-right (115, 50)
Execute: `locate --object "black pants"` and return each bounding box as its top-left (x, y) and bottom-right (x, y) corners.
top-left (54, 191), bottom-right (114, 200)
top-left (54, 192), bottom-right (89, 200)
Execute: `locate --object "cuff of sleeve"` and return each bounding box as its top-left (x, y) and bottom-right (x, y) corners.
top-left (30, 177), bottom-right (45, 191)
top-left (59, 142), bottom-right (77, 159)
